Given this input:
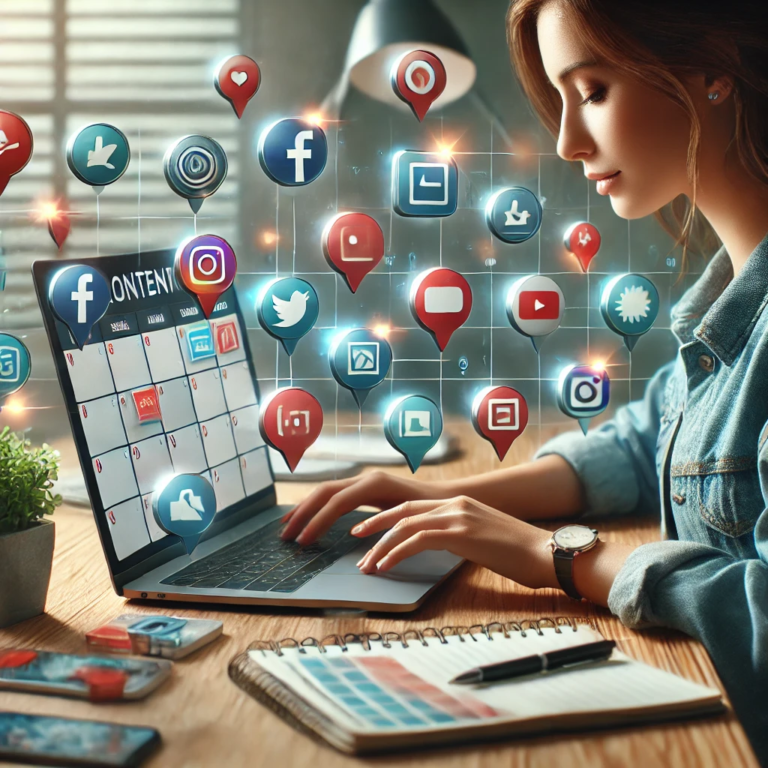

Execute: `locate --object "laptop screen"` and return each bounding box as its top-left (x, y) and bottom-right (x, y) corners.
top-left (32, 249), bottom-right (276, 581)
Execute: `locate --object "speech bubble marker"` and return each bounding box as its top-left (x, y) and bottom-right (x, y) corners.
top-left (256, 277), bottom-right (319, 356)
top-left (410, 268), bottom-right (472, 351)
top-left (505, 274), bottom-right (565, 353)
top-left (322, 212), bottom-right (384, 293)
top-left (0, 333), bottom-right (31, 405)
top-left (259, 387), bottom-right (324, 472)
top-left (164, 134), bottom-right (228, 214)
top-left (0, 110), bottom-right (33, 199)
top-left (175, 233), bottom-right (237, 318)
top-left (564, 221), bottom-right (601, 273)
top-left (600, 273), bottom-right (659, 352)
top-left (48, 264), bottom-right (111, 350)
top-left (471, 385), bottom-right (529, 461)
top-left (384, 395), bottom-right (443, 473)
top-left (152, 473), bottom-right (217, 555)
top-left (329, 328), bottom-right (393, 409)
top-left (557, 364), bottom-right (610, 435)
top-left (391, 50), bottom-right (447, 122)
top-left (214, 54), bottom-right (261, 119)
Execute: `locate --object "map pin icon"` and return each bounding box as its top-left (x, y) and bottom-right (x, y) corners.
top-left (0, 333), bottom-right (31, 405)
top-left (600, 273), bottom-right (659, 351)
top-left (0, 110), bottom-right (33, 199)
top-left (215, 55), bottom-right (261, 119)
top-left (329, 328), bottom-right (392, 409)
top-left (391, 50), bottom-right (447, 122)
top-left (384, 395), bottom-right (443, 472)
top-left (564, 221), bottom-right (601, 272)
top-left (45, 201), bottom-right (71, 250)
top-left (322, 212), bottom-right (384, 293)
top-left (256, 276), bottom-right (319, 356)
top-left (175, 234), bottom-right (237, 318)
top-left (48, 264), bottom-right (111, 350)
top-left (557, 364), bottom-right (610, 435)
top-left (152, 473), bottom-right (217, 555)
top-left (410, 268), bottom-right (472, 351)
top-left (471, 385), bottom-right (529, 461)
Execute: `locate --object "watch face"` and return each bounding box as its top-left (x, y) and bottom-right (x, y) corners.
top-left (553, 525), bottom-right (597, 551)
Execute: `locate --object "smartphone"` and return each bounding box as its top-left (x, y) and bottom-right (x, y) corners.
top-left (0, 650), bottom-right (171, 701)
top-left (86, 614), bottom-right (223, 659)
top-left (0, 712), bottom-right (160, 767)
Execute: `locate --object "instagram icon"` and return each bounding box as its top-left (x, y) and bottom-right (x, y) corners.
top-left (175, 233), bottom-right (237, 317)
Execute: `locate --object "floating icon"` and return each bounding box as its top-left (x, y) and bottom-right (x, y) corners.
top-left (185, 320), bottom-right (216, 362)
top-left (153, 473), bottom-right (217, 554)
top-left (564, 221), bottom-right (601, 272)
top-left (393, 150), bottom-right (458, 217)
top-left (471, 386), bottom-right (529, 461)
top-left (164, 135), bottom-right (228, 213)
top-left (174, 234), bottom-right (237, 317)
top-left (506, 275), bottom-right (564, 352)
top-left (410, 268), bottom-right (472, 351)
top-left (66, 123), bottom-right (130, 191)
top-left (322, 212), bottom-right (384, 292)
top-left (132, 386), bottom-right (162, 424)
top-left (0, 111), bottom-right (33, 198)
top-left (329, 328), bottom-right (393, 408)
top-left (557, 364), bottom-right (610, 434)
top-left (213, 319), bottom-right (239, 355)
top-left (259, 387), bottom-right (323, 472)
top-left (390, 50), bottom-right (447, 122)
top-left (214, 54), bottom-right (261, 118)
top-left (384, 394), bottom-right (442, 472)
top-left (258, 118), bottom-right (327, 186)
top-left (0, 333), bottom-right (31, 402)
top-left (256, 276), bottom-right (319, 355)
top-left (600, 273), bottom-right (659, 351)
top-left (45, 201), bottom-right (71, 249)
top-left (48, 264), bottom-right (111, 349)
top-left (485, 187), bottom-right (542, 244)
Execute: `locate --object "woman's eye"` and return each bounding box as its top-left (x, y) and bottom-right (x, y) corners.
top-left (581, 87), bottom-right (606, 105)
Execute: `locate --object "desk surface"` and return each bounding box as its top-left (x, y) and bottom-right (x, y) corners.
top-left (0, 428), bottom-right (757, 768)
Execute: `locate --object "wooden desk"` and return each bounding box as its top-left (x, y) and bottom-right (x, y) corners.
top-left (0, 428), bottom-right (758, 768)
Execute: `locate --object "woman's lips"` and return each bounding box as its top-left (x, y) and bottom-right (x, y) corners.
top-left (596, 171), bottom-right (621, 195)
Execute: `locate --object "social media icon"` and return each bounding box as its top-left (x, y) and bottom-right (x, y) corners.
top-left (153, 473), bottom-right (217, 554)
top-left (322, 212), bottom-right (384, 292)
top-left (329, 328), bottom-right (392, 408)
top-left (175, 234), bottom-right (237, 317)
top-left (0, 334), bottom-right (30, 401)
top-left (214, 54), bottom-right (261, 118)
top-left (164, 135), bottom-right (228, 213)
top-left (393, 150), bottom-right (458, 217)
top-left (185, 321), bottom-right (215, 362)
top-left (259, 387), bottom-right (323, 471)
top-left (383, 394), bottom-right (443, 472)
top-left (472, 386), bottom-right (529, 460)
top-left (557, 364), bottom-right (610, 433)
top-left (391, 50), bottom-right (447, 122)
top-left (132, 386), bottom-right (162, 424)
top-left (67, 123), bottom-right (130, 189)
top-left (257, 277), bottom-right (319, 356)
top-left (258, 118), bottom-right (328, 187)
top-left (485, 187), bottom-right (542, 244)
top-left (564, 221), bottom-right (601, 272)
top-left (600, 273), bottom-right (659, 350)
top-left (213, 319), bottom-right (239, 355)
top-left (48, 264), bottom-right (111, 350)
top-left (0, 110), bottom-right (33, 198)
top-left (506, 275), bottom-right (564, 351)
top-left (410, 268), bottom-right (472, 350)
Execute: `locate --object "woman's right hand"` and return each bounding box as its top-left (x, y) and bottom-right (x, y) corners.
top-left (280, 470), bottom-right (449, 545)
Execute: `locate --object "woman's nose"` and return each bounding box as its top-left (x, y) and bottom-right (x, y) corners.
top-left (557, 106), bottom-right (593, 163)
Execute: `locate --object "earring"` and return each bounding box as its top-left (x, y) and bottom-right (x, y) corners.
top-left (708, 92), bottom-right (719, 101)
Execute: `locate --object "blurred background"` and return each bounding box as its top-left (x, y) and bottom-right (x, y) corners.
top-left (0, 0), bottom-right (701, 475)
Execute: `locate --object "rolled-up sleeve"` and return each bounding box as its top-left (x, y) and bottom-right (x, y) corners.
top-left (533, 360), bottom-right (676, 517)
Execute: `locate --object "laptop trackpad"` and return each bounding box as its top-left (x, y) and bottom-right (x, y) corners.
top-left (329, 549), bottom-right (461, 580)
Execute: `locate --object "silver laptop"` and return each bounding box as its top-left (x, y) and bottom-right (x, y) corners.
top-left (34, 251), bottom-right (462, 612)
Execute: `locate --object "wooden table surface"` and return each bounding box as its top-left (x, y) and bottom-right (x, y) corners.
top-left (0, 428), bottom-right (758, 768)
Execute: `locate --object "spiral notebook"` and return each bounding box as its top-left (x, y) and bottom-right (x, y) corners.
top-left (229, 618), bottom-right (724, 755)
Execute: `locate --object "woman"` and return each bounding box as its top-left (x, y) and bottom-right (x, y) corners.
top-left (283, 0), bottom-right (768, 758)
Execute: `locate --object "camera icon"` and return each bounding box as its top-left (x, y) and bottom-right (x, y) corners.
top-left (558, 364), bottom-right (610, 419)
top-left (189, 246), bottom-right (226, 286)
top-left (569, 375), bottom-right (605, 410)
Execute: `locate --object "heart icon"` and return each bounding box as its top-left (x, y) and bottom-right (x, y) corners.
top-left (231, 71), bottom-right (248, 87)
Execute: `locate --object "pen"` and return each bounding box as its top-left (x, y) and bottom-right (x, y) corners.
top-left (449, 639), bottom-right (616, 685)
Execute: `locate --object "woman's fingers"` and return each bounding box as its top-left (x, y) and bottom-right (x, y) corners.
top-left (362, 527), bottom-right (454, 574)
top-left (280, 478), bottom-right (358, 539)
top-left (350, 500), bottom-right (446, 537)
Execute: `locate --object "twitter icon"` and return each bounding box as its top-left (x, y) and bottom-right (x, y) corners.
top-left (67, 122), bottom-right (130, 189)
top-left (257, 277), bottom-right (319, 355)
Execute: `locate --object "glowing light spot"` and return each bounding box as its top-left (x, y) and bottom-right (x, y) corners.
top-left (261, 231), bottom-right (278, 246)
top-left (3, 399), bottom-right (24, 414)
top-left (373, 324), bottom-right (392, 339)
top-left (592, 360), bottom-right (605, 371)
top-left (306, 113), bottom-right (324, 126)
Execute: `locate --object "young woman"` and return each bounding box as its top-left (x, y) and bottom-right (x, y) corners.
top-left (283, 0), bottom-right (768, 758)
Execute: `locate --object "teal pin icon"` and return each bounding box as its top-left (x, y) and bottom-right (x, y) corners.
top-left (329, 328), bottom-right (392, 409)
top-left (600, 273), bottom-right (659, 351)
top-left (0, 333), bottom-right (31, 407)
top-left (256, 276), bottom-right (319, 355)
top-left (152, 473), bottom-right (217, 555)
top-left (66, 123), bottom-right (130, 194)
top-left (383, 394), bottom-right (443, 472)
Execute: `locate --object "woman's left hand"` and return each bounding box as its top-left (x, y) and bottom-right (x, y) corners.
top-left (352, 496), bottom-right (558, 591)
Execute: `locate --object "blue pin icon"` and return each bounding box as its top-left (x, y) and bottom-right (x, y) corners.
top-left (48, 264), bottom-right (111, 350)
top-left (557, 363), bottom-right (611, 435)
top-left (0, 333), bottom-right (31, 407)
top-left (384, 395), bottom-right (442, 472)
top-left (152, 473), bottom-right (217, 555)
top-left (600, 273), bottom-right (659, 351)
top-left (329, 328), bottom-right (392, 409)
top-left (256, 277), bottom-right (319, 355)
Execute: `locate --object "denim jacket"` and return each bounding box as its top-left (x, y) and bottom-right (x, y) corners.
top-left (535, 231), bottom-right (768, 762)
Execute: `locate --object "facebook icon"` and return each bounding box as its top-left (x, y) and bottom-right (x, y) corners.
top-left (258, 118), bottom-right (328, 187)
top-left (48, 264), bottom-right (111, 349)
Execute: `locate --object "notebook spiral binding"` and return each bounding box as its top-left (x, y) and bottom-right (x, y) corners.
top-left (248, 616), bottom-right (593, 657)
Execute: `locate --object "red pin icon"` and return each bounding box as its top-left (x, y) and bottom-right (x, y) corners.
top-left (259, 387), bottom-right (323, 472)
top-left (471, 385), bottom-right (529, 461)
top-left (322, 212), bottom-right (384, 293)
top-left (44, 201), bottom-right (71, 250)
top-left (0, 110), bottom-right (33, 198)
top-left (215, 55), bottom-right (261, 119)
top-left (391, 50), bottom-right (447, 122)
top-left (410, 268), bottom-right (472, 351)
top-left (564, 221), bottom-right (601, 272)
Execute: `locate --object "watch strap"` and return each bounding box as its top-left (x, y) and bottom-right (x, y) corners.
top-left (553, 548), bottom-right (583, 600)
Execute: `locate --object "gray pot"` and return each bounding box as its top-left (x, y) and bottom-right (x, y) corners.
top-left (0, 519), bottom-right (55, 628)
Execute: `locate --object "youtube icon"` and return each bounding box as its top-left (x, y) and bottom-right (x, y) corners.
top-left (506, 275), bottom-right (564, 349)
top-left (519, 290), bottom-right (560, 320)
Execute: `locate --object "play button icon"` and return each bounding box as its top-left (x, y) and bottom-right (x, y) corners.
top-left (506, 275), bottom-right (564, 350)
top-left (534, 299), bottom-right (544, 311)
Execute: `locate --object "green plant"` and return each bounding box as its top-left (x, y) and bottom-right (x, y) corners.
top-left (0, 426), bottom-right (62, 534)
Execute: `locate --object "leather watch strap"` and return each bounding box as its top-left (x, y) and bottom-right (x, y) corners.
top-left (553, 548), bottom-right (583, 600)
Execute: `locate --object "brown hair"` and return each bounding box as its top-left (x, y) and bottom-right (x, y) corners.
top-left (506, 0), bottom-right (768, 271)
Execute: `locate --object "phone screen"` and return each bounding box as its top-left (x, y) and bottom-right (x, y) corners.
top-left (0, 712), bottom-right (160, 767)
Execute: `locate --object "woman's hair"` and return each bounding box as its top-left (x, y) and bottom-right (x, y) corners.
top-left (506, 0), bottom-right (768, 271)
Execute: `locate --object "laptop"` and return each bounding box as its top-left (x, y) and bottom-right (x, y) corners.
top-left (33, 250), bottom-right (462, 611)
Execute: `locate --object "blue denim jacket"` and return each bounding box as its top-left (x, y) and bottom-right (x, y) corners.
top-left (535, 231), bottom-right (768, 762)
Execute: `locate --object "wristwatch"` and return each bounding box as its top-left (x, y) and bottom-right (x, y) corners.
top-left (549, 525), bottom-right (599, 600)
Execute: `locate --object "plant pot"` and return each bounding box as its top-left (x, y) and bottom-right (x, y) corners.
top-left (0, 519), bottom-right (55, 628)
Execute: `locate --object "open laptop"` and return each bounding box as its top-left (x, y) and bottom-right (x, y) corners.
top-left (33, 250), bottom-right (462, 611)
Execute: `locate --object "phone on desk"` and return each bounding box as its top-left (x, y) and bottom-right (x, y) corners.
top-left (0, 712), bottom-right (160, 767)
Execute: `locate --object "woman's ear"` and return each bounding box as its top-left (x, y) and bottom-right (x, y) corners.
top-left (705, 74), bottom-right (735, 104)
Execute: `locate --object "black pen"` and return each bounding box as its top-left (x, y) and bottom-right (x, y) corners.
top-left (449, 639), bottom-right (616, 685)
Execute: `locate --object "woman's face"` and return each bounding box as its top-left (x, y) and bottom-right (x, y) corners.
top-left (536, 2), bottom-right (695, 219)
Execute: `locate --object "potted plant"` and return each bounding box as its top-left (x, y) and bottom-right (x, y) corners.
top-left (0, 426), bottom-right (62, 628)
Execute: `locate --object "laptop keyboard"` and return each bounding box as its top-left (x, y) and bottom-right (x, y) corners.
top-left (160, 511), bottom-right (371, 594)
